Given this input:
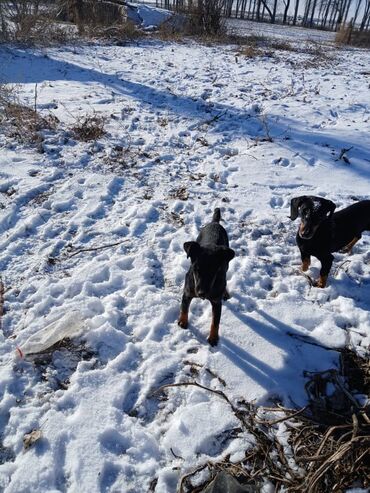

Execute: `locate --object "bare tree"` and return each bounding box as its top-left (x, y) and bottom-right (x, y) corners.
top-left (283, 0), bottom-right (291, 23)
top-left (292, 0), bottom-right (300, 24)
top-left (0, 0), bottom-right (41, 38)
top-left (360, 0), bottom-right (370, 29)
top-left (352, 0), bottom-right (363, 25)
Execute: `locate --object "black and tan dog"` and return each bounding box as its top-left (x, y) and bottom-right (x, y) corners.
top-left (178, 208), bottom-right (235, 346)
top-left (290, 195), bottom-right (370, 287)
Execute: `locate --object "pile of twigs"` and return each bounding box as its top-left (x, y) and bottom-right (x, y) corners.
top-left (153, 349), bottom-right (370, 492)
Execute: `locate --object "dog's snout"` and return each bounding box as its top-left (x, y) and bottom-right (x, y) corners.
top-left (299, 222), bottom-right (312, 239)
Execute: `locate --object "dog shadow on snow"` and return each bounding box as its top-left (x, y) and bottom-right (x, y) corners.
top-left (191, 292), bottom-right (340, 406)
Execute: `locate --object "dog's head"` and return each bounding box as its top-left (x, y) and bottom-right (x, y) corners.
top-left (289, 195), bottom-right (336, 240)
top-left (183, 241), bottom-right (235, 299)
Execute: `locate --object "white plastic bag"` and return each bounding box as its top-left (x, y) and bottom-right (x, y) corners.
top-left (19, 310), bottom-right (86, 356)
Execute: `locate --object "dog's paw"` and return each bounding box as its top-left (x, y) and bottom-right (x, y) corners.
top-left (223, 289), bottom-right (231, 301)
top-left (178, 312), bottom-right (188, 329)
top-left (207, 335), bottom-right (219, 346)
top-left (315, 275), bottom-right (328, 288)
top-left (301, 259), bottom-right (310, 272)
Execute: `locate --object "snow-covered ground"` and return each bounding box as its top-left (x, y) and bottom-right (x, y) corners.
top-left (227, 17), bottom-right (336, 42)
top-left (0, 29), bottom-right (369, 492)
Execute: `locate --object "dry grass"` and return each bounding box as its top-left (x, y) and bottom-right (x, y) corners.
top-left (5, 103), bottom-right (54, 142)
top-left (0, 0), bottom-right (72, 45)
top-left (181, 0), bottom-right (226, 37)
top-left (58, 0), bottom-right (125, 28)
top-left (350, 30), bottom-right (370, 47)
top-left (84, 19), bottom-right (141, 42)
top-left (268, 39), bottom-right (296, 51)
top-left (0, 85), bottom-right (59, 144)
top-left (156, 20), bottom-right (184, 42)
top-left (238, 45), bottom-right (265, 58)
top-left (152, 348), bottom-right (370, 492)
top-left (0, 0), bottom-right (137, 45)
top-left (335, 23), bottom-right (354, 45)
top-left (168, 186), bottom-right (189, 201)
top-left (71, 113), bottom-right (106, 142)
top-left (336, 25), bottom-right (370, 47)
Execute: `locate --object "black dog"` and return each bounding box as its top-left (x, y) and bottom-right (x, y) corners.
top-left (290, 195), bottom-right (370, 287)
top-left (178, 208), bottom-right (235, 346)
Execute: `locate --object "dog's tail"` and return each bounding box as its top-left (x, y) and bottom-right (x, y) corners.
top-left (212, 208), bottom-right (221, 223)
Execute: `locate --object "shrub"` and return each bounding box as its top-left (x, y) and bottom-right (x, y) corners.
top-left (84, 19), bottom-right (141, 41)
top-left (336, 23), bottom-right (370, 47)
top-left (0, 0), bottom-right (71, 44)
top-left (0, 84), bottom-right (58, 144)
top-left (71, 114), bottom-right (106, 142)
top-left (178, 0), bottom-right (226, 36)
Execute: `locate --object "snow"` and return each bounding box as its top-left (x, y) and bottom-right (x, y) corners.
top-left (0, 22), bottom-right (370, 493)
top-left (127, 2), bottom-right (173, 29)
top-left (227, 17), bottom-right (337, 42)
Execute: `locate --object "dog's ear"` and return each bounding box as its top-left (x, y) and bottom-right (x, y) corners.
top-left (217, 247), bottom-right (235, 263)
top-left (289, 196), bottom-right (307, 220)
top-left (318, 197), bottom-right (336, 218)
top-left (183, 241), bottom-right (201, 260)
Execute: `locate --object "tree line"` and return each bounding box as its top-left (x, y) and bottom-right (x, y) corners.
top-left (156, 0), bottom-right (370, 30)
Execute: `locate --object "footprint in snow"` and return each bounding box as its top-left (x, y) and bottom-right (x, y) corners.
top-left (117, 257), bottom-right (134, 271)
top-left (99, 462), bottom-right (121, 491)
top-left (272, 157), bottom-right (291, 167)
top-left (99, 429), bottom-right (129, 455)
top-left (270, 196), bottom-right (284, 209)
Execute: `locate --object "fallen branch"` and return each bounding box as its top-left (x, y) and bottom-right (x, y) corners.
top-left (49, 239), bottom-right (131, 263)
top-left (338, 146), bottom-right (353, 164)
top-left (69, 239), bottom-right (130, 257)
top-left (287, 332), bottom-right (341, 352)
top-left (150, 357), bottom-right (370, 493)
top-left (333, 259), bottom-right (351, 277)
top-left (256, 405), bottom-right (308, 426)
top-left (296, 269), bottom-right (314, 287)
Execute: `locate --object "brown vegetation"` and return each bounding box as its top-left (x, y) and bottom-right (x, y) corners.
top-left (71, 114), bottom-right (106, 142)
top-left (153, 348), bottom-right (370, 492)
top-left (0, 85), bottom-right (58, 144)
top-left (336, 23), bottom-right (370, 46)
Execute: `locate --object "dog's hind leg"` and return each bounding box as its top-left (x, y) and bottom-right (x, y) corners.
top-left (178, 294), bottom-right (193, 329)
top-left (341, 236), bottom-right (361, 254)
top-left (208, 301), bottom-right (221, 346)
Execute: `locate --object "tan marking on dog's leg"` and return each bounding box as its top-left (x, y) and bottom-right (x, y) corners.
top-left (207, 322), bottom-right (219, 346)
top-left (317, 275), bottom-right (328, 288)
top-left (177, 311), bottom-right (188, 329)
top-left (301, 258), bottom-right (311, 272)
top-left (342, 236), bottom-right (359, 254)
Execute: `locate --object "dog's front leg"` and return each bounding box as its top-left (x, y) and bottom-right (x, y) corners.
top-left (178, 294), bottom-right (193, 329)
top-left (317, 254), bottom-right (334, 288)
top-left (298, 244), bottom-right (311, 272)
top-left (301, 254), bottom-right (311, 272)
top-left (208, 301), bottom-right (222, 346)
